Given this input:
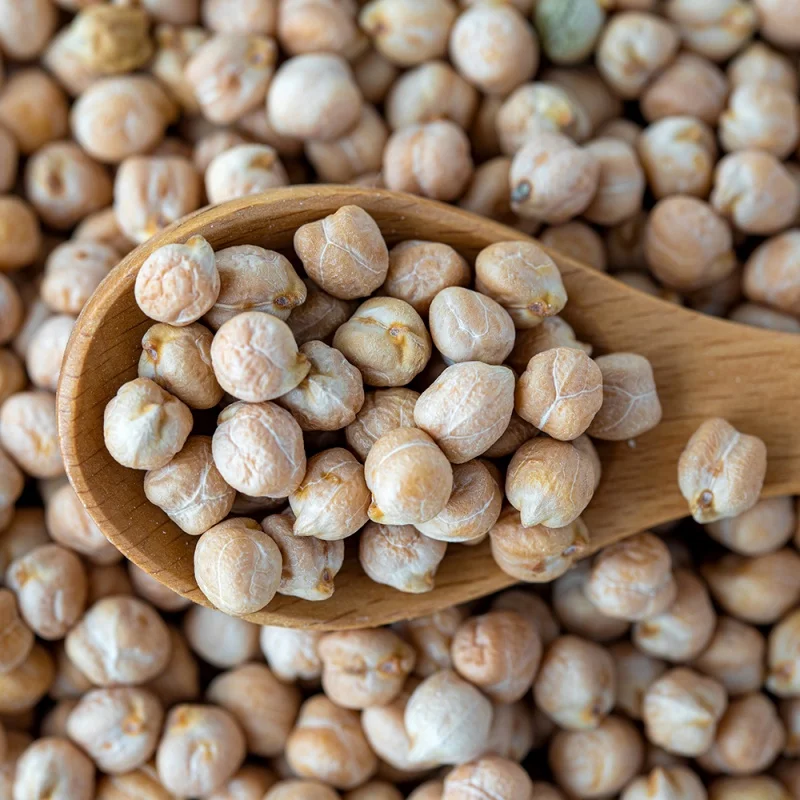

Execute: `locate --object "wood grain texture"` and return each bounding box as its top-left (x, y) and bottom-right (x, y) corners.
top-left (57, 186), bottom-right (800, 630)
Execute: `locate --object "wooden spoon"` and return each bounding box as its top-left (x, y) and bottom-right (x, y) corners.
top-left (58, 186), bottom-right (800, 630)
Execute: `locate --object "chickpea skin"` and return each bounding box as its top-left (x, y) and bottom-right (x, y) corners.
top-left (287, 279), bottom-right (354, 347)
top-left (194, 517), bottom-right (282, 615)
top-left (333, 297), bottom-right (431, 388)
top-left (12, 737), bottom-right (95, 800)
top-left (510, 133), bottom-right (600, 224)
top-left (346, 388), bottom-right (418, 461)
top-left (383, 121), bottom-right (473, 202)
top-left (66, 596), bottom-right (171, 686)
top-left (443, 756), bottom-right (532, 800)
top-left (212, 401), bottom-right (306, 497)
top-left (449, 4), bottom-right (538, 96)
top-left (0, 391), bottom-right (64, 478)
top-left (549, 715), bottom-right (644, 799)
top-left (286, 694), bottom-right (377, 790)
top-left (534, 0), bottom-right (605, 66)
top-left (0, 197), bottom-right (41, 273)
top-left (156, 704), bottom-right (246, 797)
top-left (506, 437), bottom-right (595, 529)
top-left (41, 241), bottom-right (118, 316)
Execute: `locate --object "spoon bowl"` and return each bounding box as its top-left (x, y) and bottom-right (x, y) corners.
top-left (58, 186), bottom-right (800, 630)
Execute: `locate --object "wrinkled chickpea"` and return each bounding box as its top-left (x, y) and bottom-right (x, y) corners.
top-left (0, 391), bottom-right (63, 478)
top-left (345, 388), bottom-right (418, 461)
top-left (205, 142), bottom-right (289, 204)
top-left (443, 755), bottom-right (532, 800)
top-left (509, 318), bottom-right (591, 373)
top-left (287, 279), bottom-right (354, 347)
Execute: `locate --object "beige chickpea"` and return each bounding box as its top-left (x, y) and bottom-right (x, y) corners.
top-left (475, 241), bottom-right (567, 329)
top-left (265, 780), bottom-right (340, 800)
top-left (712, 151), bottom-right (800, 236)
top-left (729, 42), bottom-right (797, 96)
top-left (597, 118), bottom-right (643, 148)
top-left (360, 522), bottom-right (446, 593)
top-left (398, 606), bottom-right (466, 677)
top-left (638, 116), bottom-right (717, 200)
top-left (707, 496), bottom-right (795, 557)
top-left (623, 766), bottom-right (706, 800)
top-left (509, 318), bottom-right (592, 373)
top-left (307, 106), bottom-right (388, 184)
top-left (294, 206), bottom-right (388, 301)
top-left (754, 0), bottom-right (800, 47)
top-left (263, 511), bottom-right (343, 600)
top-left (720, 82), bottom-right (799, 160)
top-left (286, 694), bottom-right (377, 789)
top-left (692, 616), bottom-right (765, 696)
top-left (334, 297), bottom-right (431, 388)
top-left (73, 207), bottom-right (135, 255)
top-left (194, 517), bottom-right (282, 615)
top-left (0, 0), bottom-right (56, 59)
top-left (633, 568), bottom-right (716, 662)
top-left (515, 348), bottom-right (602, 441)
top-left (0, 644), bottom-right (54, 714)
top-left (451, 610), bottom-right (541, 704)
top-left (200, 0), bottom-right (275, 33)
top-left (491, 589), bottom-right (559, 648)
top-left (586, 532), bottom-right (677, 621)
top-left (346, 782), bottom-right (402, 800)
top-left (66, 595), bottom-right (171, 686)
top-left (213, 401), bottom-right (306, 497)
top-left (86, 563), bottom-right (133, 606)
top-left (486, 700), bottom-right (536, 762)
top-left (766, 609), bottom-right (800, 697)
top-left (145, 625), bottom-right (199, 707)
top-left (25, 314), bottom-right (73, 393)
top-left (386, 61), bottom-right (476, 132)
top-left (506, 437), bottom-right (594, 528)
top-left (71, 76), bottom-right (175, 163)
top-left (0, 589), bottom-right (34, 675)
top-left (0, 349), bottom-right (24, 409)
top-left (643, 667), bottom-right (728, 756)
top-left (609, 642), bottom-right (666, 720)
top-left (351, 48), bottom-right (398, 106)
top-left (781, 698), bottom-right (800, 757)
top-left (346, 388), bottom-right (418, 461)
top-left (699, 693), bottom-right (785, 776)
top-left (41, 241), bottom-right (118, 316)
top-left (0, 445), bottom-right (23, 521)
top-left (149, 23), bottom-right (209, 114)
top-left (278, 0), bottom-right (362, 57)
top-left (103, 378), bottom-right (192, 471)
top-left (596, 12), bottom-right (678, 99)
top-left (405, 669), bottom-right (492, 765)
top-left (0, 124), bottom-right (16, 196)
top-left (267, 54), bottom-right (361, 142)
top-left (428, 288), bottom-right (514, 366)
top-left (641, 53), bottom-right (728, 126)
top-left (12, 737), bottom-right (94, 800)
top-left (664, 0), bottom-right (756, 60)
top-left (1, 391), bottom-right (63, 478)
top-left (0, 275), bottom-right (21, 347)
top-left (678, 418), bottom-right (766, 524)
top-left (510, 133), bottom-right (600, 224)
top-left (0, 509), bottom-right (50, 577)
top-left (583, 138), bottom-right (646, 226)
top-left (0, 197), bottom-right (41, 273)
top-left (0, 70), bottom-right (68, 156)
top-left (6, 544), bottom-right (87, 641)
top-left (260, 627), bottom-right (322, 684)
top-left (156, 704), bottom-right (246, 797)
top-left (449, 4), bottom-right (537, 96)
top-left (490, 506), bottom-right (589, 583)
top-left (383, 121), bottom-right (473, 202)
top-left (127, 563), bottom-right (190, 612)
top-left (144, 435), bottom-right (235, 535)
top-left (184, 605), bottom-right (258, 670)
top-left (287, 279), bottom-right (355, 347)
top-left (318, 630), bottom-right (415, 709)
top-left (415, 460), bottom-right (502, 544)
top-left (408, 782), bottom-right (445, 800)
top-left (66, 687), bottom-right (162, 774)
top-left (482, 414), bottom-right (538, 460)
top-left (743, 231), bottom-right (800, 316)
top-left (115, 156), bottom-right (202, 245)
top-left (534, 635), bottom-right (615, 731)
top-left (729, 303), bottom-right (800, 332)
top-left (539, 223), bottom-right (607, 273)
top-left (711, 776), bottom-right (792, 800)
top-left (549, 715), bottom-right (644, 799)
top-left (360, 0), bottom-right (456, 67)
top-left (458, 157), bottom-right (514, 223)
top-left (443, 755), bottom-right (532, 800)
top-left (41, 699), bottom-right (79, 739)
top-left (193, 128), bottom-right (250, 173)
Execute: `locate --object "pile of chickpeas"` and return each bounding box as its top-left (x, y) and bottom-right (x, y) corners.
top-left (0, 0), bottom-right (798, 797)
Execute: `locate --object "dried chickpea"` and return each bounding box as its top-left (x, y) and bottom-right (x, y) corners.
top-left (213, 401), bottom-right (306, 497)
top-left (781, 698), bottom-right (800, 756)
top-left (754, 0), bottom-right (800, 48)
top-left (730, 303), bottom-right (800, 332)
top-left (729, 42), bottom-right (797, 95)
top-left (583, 138), bottom-right (645, 226)
top-left (294, 206), bottom-right (388, 301)
top-left (347, 783), bottom-right (402, 800)
top-left (0, 0), bottom-right (57, 59)
top-left (0, 70), bottom-right (68, 156)
top-left (267, 54), bottom-right (361, 142)
top-left (334, 297), bottom-right (431, 387)
top-left (449, 4), bottom-right (537, 96)
top-left (41, 699), bottom-right (79, 739)
top-left (127, 563), bottom-right (190, 612)
top-left (0, 350), bottom-right (25, 409)
top-left (149, 23), bottom-right (208, 114)
top-left (678, 418), bottom-right (766, 523)
top-left (0, 589), bottom-right (34, 675)
top-left (638, 116), bottom-right (717, 200)
top-left (482, 414), bottom-right (537, 460)
top-left (0, 509), bottom-right (50, 576)
top-left (25, 314), bottom-right (73, 393)
top-left (534, 0), bottom-right (605, 65)
top-left (596, 12), bottom-right (679, 99)
top-left (345, 388), bottom-right (417, 461)
top-left (706, 496), bottom-right (795, 557)
top-left (265, 780), bottom-right (340, 800)
top-left (278, 0), bottom-right (362, 57)
top-left (534, 635), bottom-right (615, 731)
top-left (72, 207), bottom-right (134, 255)
top-left (200, 0), bottom-right (275, 33)
top-left (609, 642), bottom-right (666, 720)
top-left (0, 445), bottom-right (24, 524)
top-left (539, 223), bottom-right (607, 273)
top-left (0, 391), bottom-right (63, 478)
top-left (288, 279), bottom-right (354, 347)
top-left (509, 317), bottom-right (591, 372)
top-left (185, 34), bottom-right (277, 124)
top-left (352, 48), bottom-right (398, 106)
top-left (549, 715), bottom-right (644, 799)
top-left (71, 75), bottom-right (175, 163)
top-left (0, 197), bottom-right (41, 273)
top-left (458, 157), bottom-right (514, 223)
top-left (259, 627), bottom-right (321, 684)
top-left (194, 517), bottom-right (282, 615)
top-left (286, 694), bottom-right (377, 790)
top-left (206, 765), bottom-right (278, 800)
top-left (586, 532), bottom-right (676, 622)
top-left (13, 737), bottom-right (95, 800)
top-left (766, 609), bottom-right (800, 697)
top-left (115, 155), bottom-right (202, 244)
top-left (183, 605), bottom-right (258, 670)
top-left (491, 589), bottom-right (558, 648)
top-left (490, 506), bottom-right (589, 583)
top-left (699, 693), bottom-right (785, 776)
top-left (743, 231), bottom-right (800, 315)
top-left (623, 766), bottom-right (706, 800)
top-left (485, 700), bottom-right (536, 762)
top-left (0, 644), bottom-right (54, 714)
top-left (664, 0), bottom-right (757, 60)
top-left (692, 616), bottom-right (765, 696)
top-left (633, 568), bottom-right (717, 662)
top-left (49, 642), bottom-right (92, 702)
top-left (408, 783), bottom-right (444, 800)
top-left (192, 128), bottom-right (249, 172)
top-left (145, 625), bottom-right (199, 707)
top-left (398, 606), bottom-right (466, 677)
top-left (443, 755), bottom-right (532, 800)
top-left (41, 241), bottom-right (118, 316)
top-left (383, 121), bottom-right (473, 202)
top-left (510, 133), bottom-right (600, 224)
top-left (156, 704), bottom-right (246, 797)
top-left (0, 275), bottom-right (21, 347)
top-left (597, 118), bottom-right (643, 148)
top-left (6, 544), bottom-right (87, 641)
top-left (360, 0), bottom-right (456, 67)
top-left (506, 437), bottom-right (594, 528)
top-left (711, 776), bottom-right (791, 800)
top-left (719, 82), bottom-right (800, 160)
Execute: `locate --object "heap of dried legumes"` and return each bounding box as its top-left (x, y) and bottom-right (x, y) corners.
top-left (0, 0), bottom-right (800, 798)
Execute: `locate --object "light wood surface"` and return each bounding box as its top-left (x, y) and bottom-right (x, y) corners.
top-left (58, 186), bottom-right (800, 630)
